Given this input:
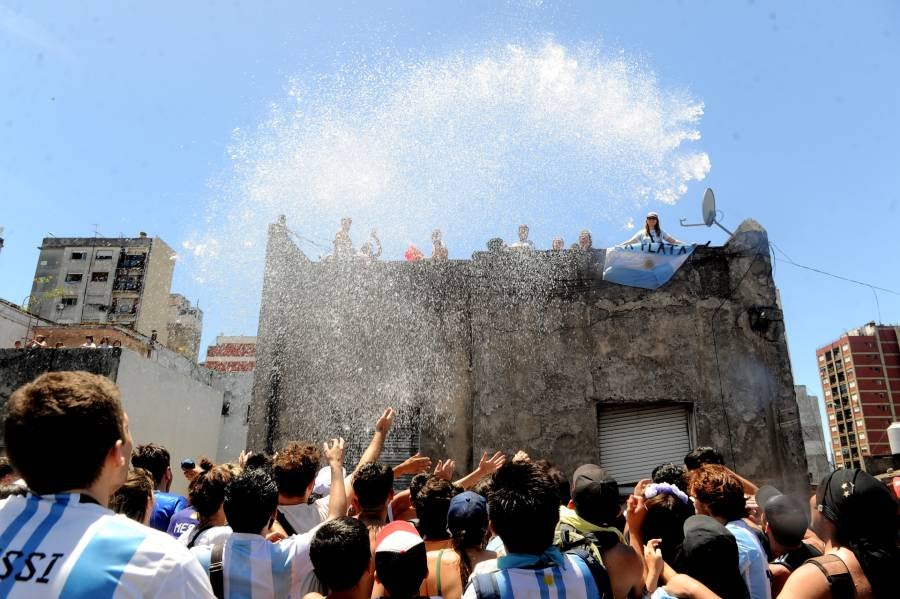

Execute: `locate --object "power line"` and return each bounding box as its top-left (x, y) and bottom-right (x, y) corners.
top-left (769, 241), bottom-right (900, 297)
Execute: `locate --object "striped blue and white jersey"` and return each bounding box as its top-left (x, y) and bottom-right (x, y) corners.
top-left (0, 493), bottom-right (214, 598)
top-left (191, 530), bottom-right (322, 599)
top-left (463, 554), bottom-right (600, 599)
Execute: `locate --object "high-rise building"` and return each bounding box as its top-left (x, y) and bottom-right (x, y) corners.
top-left (166, 294), bottom-right (203, 361)
top-left (794, 385), bottom-right (832, 483)
top-left (203, 335), bottom-right (256, 372)
top-left (28, 234), bottom-right (175, 344)
top-left (816, 322), bottom-right (900, 470)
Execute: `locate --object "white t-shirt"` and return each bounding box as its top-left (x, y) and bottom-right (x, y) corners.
top-left (179, 525), bottom-right (233, 548)
top-left (509, 239), bottom-right (535, 250)
top-left (277, 497), bottom-right (329, 534)
top-left (191, 529), bottom-right (320, 599)
top-left (0, 492), bottom-right (214, 598)
top-left (626, 229), bottom-right (677, 245)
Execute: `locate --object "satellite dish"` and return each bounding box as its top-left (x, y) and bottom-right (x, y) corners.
top-left (679, 187), bottom-right (734, 236)
top-left (702, 188), bottom-right (716, 226)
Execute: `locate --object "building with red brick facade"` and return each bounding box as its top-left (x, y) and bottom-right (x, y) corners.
top-left (203, 335), bottom-right (256, 372)
top-left (816, 322), bottom-right (900, 470)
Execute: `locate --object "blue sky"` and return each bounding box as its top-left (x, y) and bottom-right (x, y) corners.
top-left (2, 1), bottom-right (898, 437)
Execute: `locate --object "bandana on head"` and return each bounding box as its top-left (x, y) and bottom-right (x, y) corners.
top-left (644, 482), bottom-right (689, 504)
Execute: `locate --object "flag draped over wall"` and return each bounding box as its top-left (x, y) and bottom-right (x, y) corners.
top-left (602, 242), bottom-right (695, 289)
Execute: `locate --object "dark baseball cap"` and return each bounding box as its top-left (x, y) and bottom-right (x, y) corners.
top-left (180, 458), bottom-right (196, 470)
top-left (571, 464), bottom-right (619, 525)
top-left (447, 491), bottom-right (488, 531)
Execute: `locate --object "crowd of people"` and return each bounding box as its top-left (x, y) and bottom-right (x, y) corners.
top-left (12, 333), bottom-right (123, 349)
top-left (0, 370), bottom-right (897, 598)
top-left (325, 213), bottom-right (684, 263)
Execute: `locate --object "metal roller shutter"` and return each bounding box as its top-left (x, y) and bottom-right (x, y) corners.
top-left (597, 403), bottom-right (693, 485)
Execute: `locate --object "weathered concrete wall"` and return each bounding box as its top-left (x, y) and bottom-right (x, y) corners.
top-left (216, 371), bottom-right (255, 464)
top-left (0, 348), bottom-right (122, 453)
top-left (0, 299), bottom-right (53, 348)
top-left (795, 385), bottom-right (832, 483)
top-left (249, 219), bottom-right (809, 493)
top-left (0, 347), bottom-right (225, 496)
top-left (115, 350), bottom-right (222, 496)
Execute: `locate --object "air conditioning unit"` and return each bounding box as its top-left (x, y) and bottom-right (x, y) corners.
top-left (56, 303), bottom-right (66, 310)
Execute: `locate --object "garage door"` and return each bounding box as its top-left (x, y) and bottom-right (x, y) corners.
top-left (597, 403), bottom-right (693, 485)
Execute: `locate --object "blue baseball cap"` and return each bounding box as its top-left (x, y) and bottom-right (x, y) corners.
top-left (447, 491), bottom-right (488, 531)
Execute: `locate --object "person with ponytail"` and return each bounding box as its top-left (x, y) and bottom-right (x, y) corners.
top-left (421, 491), bottom-right (496, 599)
top-left (178, 460), bottom-right (239, 548)
top-left (778, 469), bottom-right (899, 599)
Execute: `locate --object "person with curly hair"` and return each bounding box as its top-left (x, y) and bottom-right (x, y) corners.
top-left (689, 464), bottom-right (770, 599)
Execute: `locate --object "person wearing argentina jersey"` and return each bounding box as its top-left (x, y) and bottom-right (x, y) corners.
top-left (464, 461), bottom-right (606, 599)
top-left (191, 437), bottom-right (347, 598)
top-left (0, 371), bottom-right (214, 598)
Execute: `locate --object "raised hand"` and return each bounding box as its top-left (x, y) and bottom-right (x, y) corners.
top-left (323, 437), bottom-right (346, 466)
top-left (375, 407), bottom-right (395, 434)
top-left (434, 458), bottom-right (457, 481)
top-left (238, 450), bottom-right (252, 469)
top-left (394, 452), bottom-right (432, 476)
top-left (477, 451), bottom-right (506, 475)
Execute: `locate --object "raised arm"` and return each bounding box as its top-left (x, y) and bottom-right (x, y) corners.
top-left (453, 451), bottom-right (506, 489)
top-left (663, 232), bottom-right (684, 245)
top-left (323, 437), bottom-right (347, 520)
top-left (345, 408), bottom-right (394, 505)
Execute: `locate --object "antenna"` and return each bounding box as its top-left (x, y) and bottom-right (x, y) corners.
top-left (679, 188), bottom-right (734, 236)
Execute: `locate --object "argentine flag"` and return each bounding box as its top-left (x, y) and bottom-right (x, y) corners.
top-left (602, 242), bottom-right (695, 289)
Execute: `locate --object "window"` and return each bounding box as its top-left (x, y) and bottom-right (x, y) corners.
top-left (91, 272), bottom-right (108, 282)
top-left (95, 251), bottom-right (113, 261)
top-left (842, 344), bottom-right (850, 351)
top-left (844, 356), bottom-right (851, 363)
top-left (829, 414), bottom-right (836, 420)
top-left (70, 252), bottom-right (86, 260)
top-left (64, 273), bottom-right (83, 283)
top-left (859, 433), bottom-right (866, 439)
top-left (856, 420), bottom-right (864, 427)
top-left (851, 393), bottom-right (858, 401)
top-left (849, 381), bottom-right (856, 388)
top-left (831, 426), bottom-right (838, 432)
top-left (818, 355), bottom-right (825, 362)
top-left (60, 297), bottom-right (77, 306)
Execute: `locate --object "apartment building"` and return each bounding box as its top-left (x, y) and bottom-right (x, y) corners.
top-left (28, 233), bottom-right (175, 344)
top-left (816, 322), bottom-right (900, 470)
top-left (203, 335), bottom-right (256, 372)
top-left (167, 293), bottom-right (203, 361)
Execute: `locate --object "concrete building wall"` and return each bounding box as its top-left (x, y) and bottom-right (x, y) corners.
top-left (794, 385), bottom-right (832, 484)
top-left (249, 218), bottom-right (810, 494)
top-left (204, 336), bottom-right (257, 372)
top-left (136, 237), bottom-right (175, 345)
top-left (166, 294), bottom-right (203, 361)
top-left (215, 372), bottom-right (255, 464)
top-left (0, 347), bottom-right (228, 497)
top-left (0, 299), bottom-right (52, 348)
top-left (115, 350), bottom-right (222, 496)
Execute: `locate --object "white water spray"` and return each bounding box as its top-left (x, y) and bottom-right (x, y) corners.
top-left (185, 41), bottom-right (710, 326)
